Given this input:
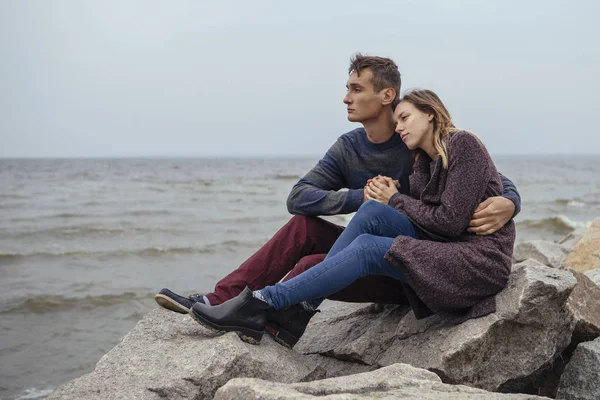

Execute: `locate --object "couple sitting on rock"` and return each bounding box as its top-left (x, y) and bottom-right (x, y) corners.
top-left (155, 54), bottom-right (520, 347)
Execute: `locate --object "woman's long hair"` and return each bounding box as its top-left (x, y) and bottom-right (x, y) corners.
top-left (399, 89), bottom-right (462, 169)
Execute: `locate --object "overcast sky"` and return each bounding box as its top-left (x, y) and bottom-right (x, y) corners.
top-left (1, 0), bottom-right (598, 157)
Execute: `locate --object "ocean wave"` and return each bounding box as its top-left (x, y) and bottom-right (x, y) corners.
top-left (12, 226), bottom-right (128, 239)
top-left (554, 199), bottom-right (589, 208)
top-left (121, 209), bottom-right (172, 217)
top-left (14, 387), bottom-right (55, 400)
top-left (8, 209), bottom-right (176, 224)
top-left (5, 214), bottom-right (88, 223)
top-left (133, 178), bottom-right (214, 186)
top-left (10, 225), bottom-right (193, 240)
top-left (41, 212), bottom-right (89, 219)
top-left (0, 292), bottom-right (155, 315)
top-left (517, 215), bottom-right (592, 234)
top-left (0, 252), bottom-right (25, 263)
top-left (0, 193), bottom-right (30, 200)
top-left (0, 247), bottom-right (201, 261)
top-left (82, 200), bottom-right (102, 206)
top-left (267, 173), bottom-right (302, 180)
top-left (0, 240), bottom-right (256, 262)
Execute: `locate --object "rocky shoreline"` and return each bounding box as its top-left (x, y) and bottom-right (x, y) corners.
top-left (49, 218), bottom-right (600, 400)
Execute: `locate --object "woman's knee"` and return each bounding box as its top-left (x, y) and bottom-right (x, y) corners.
top-left (350, 233), bottom-right (380, 249)
top-left (352, 200), bottom-right (385, 225)
top-left (357, 199), bottom-right (386, 214)
top-left (358, 200), bottom-right (402, 221)
top-left (350, 234), bottom-right (393, 258)
top-left (345, 234), bottom-right (388, 275)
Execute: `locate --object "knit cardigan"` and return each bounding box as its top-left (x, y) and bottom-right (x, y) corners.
top-left (384, 131), bottom-right (516, 323)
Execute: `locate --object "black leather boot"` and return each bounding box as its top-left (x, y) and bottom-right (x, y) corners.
top-left (189, 287), bottom-right (271, 344)
top-left (265, 302), bottom-right (319, 348)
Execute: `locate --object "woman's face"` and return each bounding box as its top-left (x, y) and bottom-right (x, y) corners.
top-left (394, 101), bottom-right (434, 150)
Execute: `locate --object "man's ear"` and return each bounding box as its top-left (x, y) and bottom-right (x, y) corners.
top-left (381, 88), bottom-right (397, 106)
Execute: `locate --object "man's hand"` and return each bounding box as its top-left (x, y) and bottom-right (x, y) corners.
top-left (364, 176), bottom-right (399, 204)
top-left (468, 196), bottom-right (515, 235)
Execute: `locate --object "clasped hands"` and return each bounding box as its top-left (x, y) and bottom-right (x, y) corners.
top-left (363, 175), bottom-right (515, 236)
top-left (363, 175), bottom-right (400, 205)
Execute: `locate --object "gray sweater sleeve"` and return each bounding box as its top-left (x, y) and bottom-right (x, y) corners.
top-left (286, 139), bottom-right (363, 216)
top-left (499, 173), bottom-right (521, 217)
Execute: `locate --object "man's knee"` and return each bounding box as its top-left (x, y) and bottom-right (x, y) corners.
top-left (286, 215), bottom-right (321, 231)
top-left (283, 253), bottom-right (327, 282)
top-left (280, 215), bottom-right (343, 253)
top-left (296, 253), bottom-right (327, 269)
top-left (286, 215), bottom-right (344, 237)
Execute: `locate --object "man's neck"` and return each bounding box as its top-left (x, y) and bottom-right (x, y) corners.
top-left (363, 111), bottom-right (396, 144)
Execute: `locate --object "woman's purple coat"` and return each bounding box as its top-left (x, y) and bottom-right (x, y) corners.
top-left (384, 131), bottom-right (516, 323)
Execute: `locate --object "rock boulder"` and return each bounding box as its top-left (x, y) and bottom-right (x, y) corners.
top-left (297, 264), bottom-right (578, 393)
top-left (215, 363), bottom-right (549, 400)
top-left (557, 227), bottom-right (587, 252)
top-left (49, 308), bottom-right (370, 400)
top-left (585, 268), bottom-right (600, 287)
top-left (562, 217), bottom-right (600, 273)
top-left (556, 338), bottom-right (600, 400)
top-left (513, 240), bottom-right (569, 268)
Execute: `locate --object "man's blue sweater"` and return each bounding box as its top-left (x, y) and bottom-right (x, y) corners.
top-left (287, 127), bottom-right (521, 217)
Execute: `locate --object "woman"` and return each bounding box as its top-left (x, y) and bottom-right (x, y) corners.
top-left (189, 89), bottom-right (516, 344)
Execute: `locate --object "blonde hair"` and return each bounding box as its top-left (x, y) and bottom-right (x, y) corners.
top-left (399, 89), bottom-right (462, 169)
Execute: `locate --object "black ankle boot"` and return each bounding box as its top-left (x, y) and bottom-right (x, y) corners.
top-left (189, 287), bottom-right (271, 344)
top-left (265, 302), bottom-right (319, 348)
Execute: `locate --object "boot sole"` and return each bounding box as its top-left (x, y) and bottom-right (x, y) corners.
top-left (155, 294), bottom-right (190, 314)
top-left (188, 307), bottom-right (264, 345)
top-left (265, 323), bottom-right (298, 349)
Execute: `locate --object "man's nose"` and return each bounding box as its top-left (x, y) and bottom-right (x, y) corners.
top-left (343, 95), bottom-right (351, 104)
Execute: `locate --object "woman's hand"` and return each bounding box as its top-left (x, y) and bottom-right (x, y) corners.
top-left (364, 176), bottom-right (399, 204)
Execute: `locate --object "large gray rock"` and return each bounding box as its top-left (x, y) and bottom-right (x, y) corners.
top-left (513, 240), bottom-right (570, 268)
top-left (562, 217), bottom-right (600, 273)
top-left (512, 258), bottom-right (547, 270)
top-left (556, 338), bottom-right (600, 400)
top-left (535, 268), bottom-right (600, 397)
top-left (215, 363), bottom-right (549, 400)
top-left (297, 265), bottom-right (577, 393)
top-left (585, 268), bottom-right (600, 287)
top-left (565, 269), bottom-right (600, 345)
top-left (557, 227), bottom-right (587, 252)
top-left (50, 253), bottom-right (599, 399)
top-left (49, 308), bottom-right (369, 400)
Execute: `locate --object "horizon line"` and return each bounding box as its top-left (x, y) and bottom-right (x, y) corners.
top-left (2, 153), bottom-right (600, 160)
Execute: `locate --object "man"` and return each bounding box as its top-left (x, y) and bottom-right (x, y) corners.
top-left (156, 54), bottom-right (521, 348)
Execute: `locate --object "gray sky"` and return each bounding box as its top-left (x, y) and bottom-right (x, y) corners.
top-left (1, 0), bottom-right (598, 157)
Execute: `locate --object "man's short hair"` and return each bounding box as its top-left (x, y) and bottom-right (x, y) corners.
top-left (349, 53), bottom-right (401, 106)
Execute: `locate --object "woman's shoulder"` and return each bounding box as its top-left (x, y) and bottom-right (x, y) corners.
top-left (448, 130), bottom-right (476, 143)
top-left (447, 130), bottom-right (486, 152)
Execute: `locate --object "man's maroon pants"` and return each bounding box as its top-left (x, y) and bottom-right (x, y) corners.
top-left (205, 215), bottom-right (409, 306)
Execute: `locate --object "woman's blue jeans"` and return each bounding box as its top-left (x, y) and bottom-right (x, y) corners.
top-left (260, 200), bottom-right (417, 310)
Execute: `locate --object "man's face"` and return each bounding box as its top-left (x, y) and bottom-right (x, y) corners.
top-left (343, 69), bottom-right (386, 123)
